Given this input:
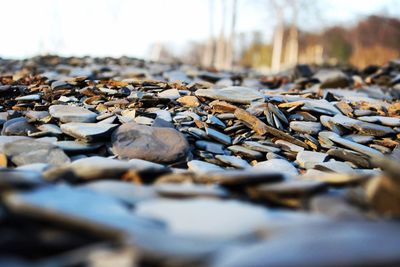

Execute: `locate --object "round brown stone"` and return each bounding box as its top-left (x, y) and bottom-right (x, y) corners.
top-left (112, 123), bottom-right (190, 163)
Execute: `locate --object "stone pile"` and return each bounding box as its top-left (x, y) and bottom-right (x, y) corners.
top-left (0, 55), bottom-right (400, 266)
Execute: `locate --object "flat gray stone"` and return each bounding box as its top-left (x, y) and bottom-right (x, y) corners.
top-left (195, 86), bottom-right (264, 104)
top-left (158, 89), bottom-right (181, 100)
top-left (320, 131), bottom-right (384, 158)
top-left (1, 117), bottom-right (37, 136)
top-left (206, 128), bottom-right (231, 145)
top-left (135, 199), bottom-right (273, 239)
top-left (61, 122), bottom-right (118, 142)
top-left (187, 160), bottom-right (224, 174)
top-left (296, 151), bottom-right (328, 169)
top-left (290, 121), bottom-right (322, 135)
top-left (216, 155), bottom-right (251, 169)
top-left (254, 159), bottom-right (299, 176)
top-left (3, 139), bottom-right (70, 166)
top-left (227, 146), bottom-right (263, 159)
top-left (49, 105), bottom-right (97, 123)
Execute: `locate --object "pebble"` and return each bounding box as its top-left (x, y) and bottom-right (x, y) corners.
top-left (49, 105), bottom-right (97, 123)
top-left (112, 123), bottom-right (190, 163)
top-left (195, 86), bottom-right (264, 104)
top-left (254, 159), bottom-right (299, 176)
top-left (61, 123), bottom-right (118, 142)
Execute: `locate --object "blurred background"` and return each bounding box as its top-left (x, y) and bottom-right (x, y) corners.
top-left (0, 0), bottom-right (399, 72)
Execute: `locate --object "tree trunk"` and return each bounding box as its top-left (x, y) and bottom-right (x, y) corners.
top-left (203, 0), bottom-right (215, 67)
top-left (225, 0), bottom-right (238, 70)
top-left (215, 0), bottom-right (227, 70)
top-left (271, 12), bottom-right (284, 73)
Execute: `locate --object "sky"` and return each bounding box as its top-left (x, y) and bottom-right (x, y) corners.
top-left (0, 0), bottom-right (398, 59)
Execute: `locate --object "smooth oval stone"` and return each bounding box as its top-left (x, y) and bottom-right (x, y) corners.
top-left (49, 105), bottom-right (97, 123)
top-left (1, 117), bottom-right (37, 136)
top-left (15, 94), bottom-right (41, 101)
top-left (3, 139), bottom-right (70, 166)
top-left (61, 123), bottom-right (118, 142)
top-left (158, 89), bottom-right (181, 100)
top-left (112, 123), bottom-right (190, 163)
top-left (290, 121), bottom-right (322, 135)
top-left (254, 159), bottom-right (299, 176)
top-left (195, 86), bottom-right (264, 104)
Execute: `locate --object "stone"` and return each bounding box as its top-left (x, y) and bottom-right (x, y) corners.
top-left (195, 86), bottom-right (264, 104)
top-left (301, 99), bottom-right (340, 115)
top-left (327, 148), bottom-right (371, 168)
top-left (314, 160), bottom-right (354, 173)
top-left (112, 123), bottom-right (190, 163)
top-left (215, 155), bottom-right (251, 169)
top-left (195, 140), bottom-right (225, 154)
top-left (187, 160), bottom-right (223, 174)
top-left (197, 170), bottom-right (284, 186)
top-left (321, 131), bottom-right (384, 158)
top-left (242, 141), bottom-right (281, 153)
top-left (158, 89), bottom-right (181, 100)
top-left (214, 221), bottom-right (400, 267)
top-left (135, 199), bottom-right (272, 239)
top-left (248, 179), bottom-right (326, 198)
top-left (46, 156), bottom-right (143, 181)
top-left (357, 116), bottom-right (400, 127)
top-left (81, 181), bottom-right (157, 205)
top-left (61, 123), bottom-right (118, 142)
top-left (15, 94), bottom-right (41, 101)
top-left (4, 185), bottom-right (164, 236)
top-left (49, 105), bottom-right (97, 123)
top-left (155, 184), bottom-right (228, 199)
top-left (296, 151), bottom-right (328, 168)
top-left (177, 95), bottom-right (200, 107)
top-left (206, 128), bottom-right (231, 145)
top-left (3, 139), bottom-right (70, 166)
top-left (314, 69), bottom-right (350, 88)
top-left (1, 117), bottom-right (37, 136)
top-left (227, 146), bottom-right (263, 159)
top-left (55, 141), bottom-right (103, 153)
top-left (0, 169), bottom-right (44, 189)
top-left (254, 159), bottom-right (299, 176)
top-left (290, 121), bottom-right (322, 135)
